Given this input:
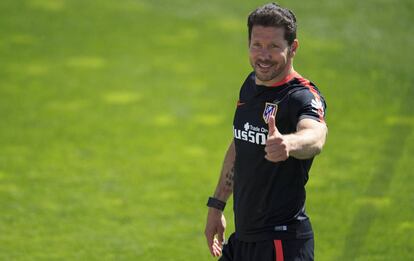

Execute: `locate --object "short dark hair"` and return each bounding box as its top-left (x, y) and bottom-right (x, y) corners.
top-left (247, 3), bottom-right (297, 45)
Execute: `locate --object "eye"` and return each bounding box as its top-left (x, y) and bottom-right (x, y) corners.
top-left (270, 44), bottom-right (280, 49)
top-left (251, 42), bottom-right (262, 49)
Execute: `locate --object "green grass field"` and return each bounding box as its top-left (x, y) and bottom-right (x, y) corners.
top-left (0, 0), bottom-right (413, 260)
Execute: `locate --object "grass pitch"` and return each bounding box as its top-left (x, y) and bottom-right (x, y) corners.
top-left (0, 0), bottom-right (413, 260)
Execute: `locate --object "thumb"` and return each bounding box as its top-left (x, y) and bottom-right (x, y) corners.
top-left (268, 115), bottom-right (280, 136)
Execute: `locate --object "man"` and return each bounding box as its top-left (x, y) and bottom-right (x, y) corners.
top-left (204, 3), bottom-right (328, 261)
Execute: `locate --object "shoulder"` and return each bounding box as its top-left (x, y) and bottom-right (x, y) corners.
top-left (241, 72), bottom-right (255, 89)
top-left (239, 72), bottom-right (256, 100)
top-left (289, 74), bottom-right (325, 104)
top-left (287, 74), bottom-right (327, 122)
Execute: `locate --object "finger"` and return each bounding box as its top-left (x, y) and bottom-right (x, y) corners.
top-left (268, 115), bottom-right (282, 137)
top-left (265, 146), bottom-right (280, 154)
top-left (268, 115), bottom-right (276, 136)
top-left (213, 247), bottom-right (221, 257)
top-left (265, 154), bottom-right (280, 162)
top-left (264, 142), bottom-right (283, 153)
top-left (265, 152), bottom-right (281, 162)
top-left (208, 242), bottom-right (215, 256)
top-left (214, 237), bottom-right (222, 248)
top-left (265, 143), bottom-right (286, 153)
top-left (265, 152), bottom-right (288, 162)
top-left (265, 143), bottom-right (284, 156)
top-left (264, 145), bottom-right (274, 154)
top-left (266, 136), bottom-right (283, 146)
top-left (266, 151), bottom-right (283, 160)
top-left (212, 238), bottom-right (222, 257)
top-left (205, 231), bottom-right (215, 256)
top-left (213, 248), bottom-right (221, 257)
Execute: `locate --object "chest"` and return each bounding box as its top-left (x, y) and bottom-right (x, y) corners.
top-left (233, 92), bottom-right (294, 146)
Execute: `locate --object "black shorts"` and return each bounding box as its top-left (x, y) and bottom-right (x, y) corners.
top-left (219, 233), bottom-right (314, 261)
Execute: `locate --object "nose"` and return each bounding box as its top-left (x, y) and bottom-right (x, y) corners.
top-left (258, 48), bottom-right (272, 60)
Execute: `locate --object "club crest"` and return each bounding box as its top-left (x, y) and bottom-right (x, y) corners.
top-left (263, 102), bottom-right (278, 123)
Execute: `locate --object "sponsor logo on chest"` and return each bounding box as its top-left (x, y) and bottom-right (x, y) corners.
top-left (234, 102), bottom-right (278, 145)
top-left (233, 122), bottom-right (269, 145)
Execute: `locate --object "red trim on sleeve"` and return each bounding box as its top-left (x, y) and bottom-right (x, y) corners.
top-left (296, 74), bottom-right (325, 123)
top-left (274, 240), bottom-right (284, 261)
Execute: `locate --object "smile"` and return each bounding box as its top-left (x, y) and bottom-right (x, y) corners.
top-left (257, 62), bottom-right (274, 69)
top-left (257, 63), bottom-right (275, 71)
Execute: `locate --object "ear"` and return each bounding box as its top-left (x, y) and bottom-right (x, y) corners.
top-left (289, 39), bottom-right (299, 57)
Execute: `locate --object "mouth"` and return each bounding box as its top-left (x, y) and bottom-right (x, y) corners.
top-left (256, 62), bottom-right (274, 70)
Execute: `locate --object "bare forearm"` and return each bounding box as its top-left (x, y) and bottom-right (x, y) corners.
top-left (286, 120), bottom-right (327, 159)
top-left (213, 141), bottom-right (236, 202)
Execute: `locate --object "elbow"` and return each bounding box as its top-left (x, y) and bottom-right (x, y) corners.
top-left (314, 145), bottom-right (323, 156)
top-left (314, 137), bottom-right (327, 156)
top-left (313, 146), bottom-right (322, 156)
top-left (315, 128), bottom-right (327, 155)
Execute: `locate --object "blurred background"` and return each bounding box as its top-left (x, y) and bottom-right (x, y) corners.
top-left (0, 0), bottom-right (413, 260)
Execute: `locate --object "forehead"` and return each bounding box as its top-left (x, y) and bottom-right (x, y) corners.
top-left (250, 25), bottom-right (286, 43)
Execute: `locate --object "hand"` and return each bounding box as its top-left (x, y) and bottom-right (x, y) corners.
top-left (204, 208), bottom-right (226, 257)
top-left (265, 115), bottom-right (290, 162)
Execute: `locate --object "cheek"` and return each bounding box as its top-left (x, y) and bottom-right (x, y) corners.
top-left (280, 50), bottom-right (290, 60)
top-left (249, 52), bottom-right (256, 64)
top-left (249, 49), bottom-right (255, 58)
top-left (249, 49), bottom-right (264, 62)
top-left (271, 53), bottom-right (286, 64)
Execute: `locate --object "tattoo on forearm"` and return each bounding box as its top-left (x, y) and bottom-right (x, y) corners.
top-left (225, 165), bottom-right (235, 188)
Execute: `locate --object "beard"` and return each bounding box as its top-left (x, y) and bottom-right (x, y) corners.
top-left (255, 67), bottom-right (280, 82)
top-left (253, 61), bottom-right (285, 83)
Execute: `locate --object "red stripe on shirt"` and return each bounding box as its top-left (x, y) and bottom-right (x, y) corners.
top-left (271, 71), bottom-right (300, 87)
top-left (274, 240), bottom-right (284, 261)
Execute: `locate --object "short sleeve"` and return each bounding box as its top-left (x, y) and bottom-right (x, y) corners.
top-left (289, 87), bottom-right (327, 125)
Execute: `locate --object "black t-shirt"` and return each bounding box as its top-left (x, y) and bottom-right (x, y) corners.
top-left (232, 71), bottom-right (327, 242)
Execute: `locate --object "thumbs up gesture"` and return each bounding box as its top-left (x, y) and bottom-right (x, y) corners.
top-left (265, 115), bottom-right (290, 162)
